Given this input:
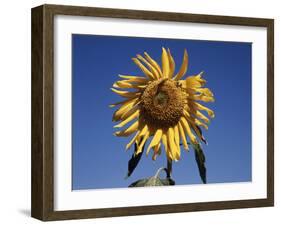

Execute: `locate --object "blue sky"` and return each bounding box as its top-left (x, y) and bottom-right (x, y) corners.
top-left (72, 34), bottom-right (252, 190)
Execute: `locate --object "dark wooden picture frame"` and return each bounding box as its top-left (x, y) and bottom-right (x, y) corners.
top-left (31, 4), bottom-right (274, 221)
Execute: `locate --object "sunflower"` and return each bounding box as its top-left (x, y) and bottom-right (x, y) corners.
top-left (111, 48), bottom-right (214, 162)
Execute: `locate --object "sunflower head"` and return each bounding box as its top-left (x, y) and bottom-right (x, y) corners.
top-left (111, 48), bottom-right (214, 162)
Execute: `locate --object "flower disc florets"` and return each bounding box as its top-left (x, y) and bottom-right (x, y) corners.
top-left (140, 79), bottom-right (186, 128)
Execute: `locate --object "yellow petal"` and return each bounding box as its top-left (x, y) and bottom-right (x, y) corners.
top-left (187, 120), bottom-right (204, 142)
top-left (190, 94), bottom-right (215, 102)
top-left (126, 123), bottom-right (147, 150)
top-left (193, 102), bottom-right (215, 118)
top-left (183, 109), bottom-right (191, 118)
top-left (115, 120), bottom-right (139, 137)
top-left (178, 122), bottom-right (189, 150)
top-left (196, 88), bottom-right (214, 97)
top-left (195, 73), bottom-right (206, 82)
top-left (180, 117), bottom-right (197, 144)
top-left (194, 118), bottom-right (209, 130)
top-left (174, 125), bottom-right (180, 147)
top-left (113, 80), bottom-right (146, 89)
top-left (118, 75), bottom-right (148, 83)
top-left (183, 110), bottom-right (209, 130)
top-left (109, 97), bottom-right (138, 108)
top-left (137, 124), bottom-right (148, 140)
top-left (137, 54), bottom-right (159, 79)
top-left (152, 143), bottom-right (161, 160)
top-left (144, 52), bottom-right (162, 78)
top-left (174, 49), bottom-right (188, 80)
top-left (185, 72), bottom-right (206, 88)
top-left (111, 88), bottom-right (141, 98)
top-left (136, 131), bottom-right (150, 154)
top-left (132, 58), bottom-right (154, 80)
top-left (120, 105), bottom-right (138, 120)
top-left (167, 49), bottom-right (175, 78)
top-left (162, 132), bottom-right (173, 160)
top-left (167, 127), bottom-right (180, 161)
top-left (112, 98), bottom-right (139, 121)
top-left (146, 129), bottom-right (163, 155)
top-left (126, 130), bottom-right (140, 150)
top-left (193, 110), bottom-right (210, 124)
top-left (114, 110), bottom-right (140, 128)
top-left (113, 81), bottom-right (133, 89)
top-left (161, 47), bottom-right (170, 78)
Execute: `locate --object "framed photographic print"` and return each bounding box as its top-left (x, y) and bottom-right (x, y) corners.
top-left (31, 4), bottom-right (274, 221)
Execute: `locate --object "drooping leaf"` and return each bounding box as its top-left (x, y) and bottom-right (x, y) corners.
top-left (194, 144), bottom-right (207, 184)
top-left (126, 139), bottom-right (145, 178)
top-left (129, 178), bottom-right (149, 187)
top-left (129, 167), bottom-right (175, 187)
top-left (160, 178), bottom-right (175, 186)
top-left (129, 177), bottom-right (175, 187)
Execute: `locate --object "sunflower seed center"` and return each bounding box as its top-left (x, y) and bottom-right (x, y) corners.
top-left (140, 79), bottom-right (185, 128)
top-left (153, 91), bottom-right (169, 107)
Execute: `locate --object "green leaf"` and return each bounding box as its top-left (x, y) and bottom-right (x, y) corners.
top-left (126, 139), bottom-right (145, 178)
top-left (193, 144), bottom-right (207, 184)
top-left (129, 178), bottom-right (149, 187)
top-left (129, 167), bottom-right (175, 187)
top-left (129, 177), bottom-right (175, 187)
top-left (132, 177), bottom-right (163, 187)
top-left (160, 178), bottom-right (175, 186)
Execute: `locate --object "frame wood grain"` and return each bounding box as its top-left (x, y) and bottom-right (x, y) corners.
top-left (31, 4), bottom-right (274, 221)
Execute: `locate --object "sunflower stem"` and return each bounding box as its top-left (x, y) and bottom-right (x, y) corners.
top-left (167, 158), bottom-right (172, 178)
top-left (154, 167), bottom-right (167, 179)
